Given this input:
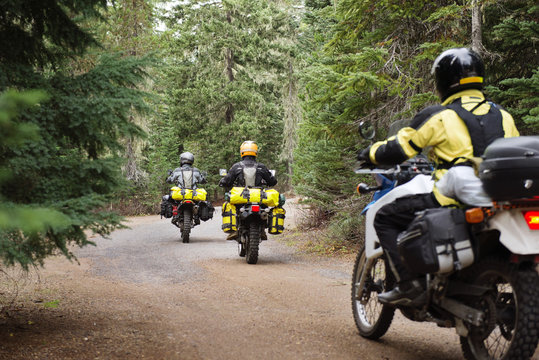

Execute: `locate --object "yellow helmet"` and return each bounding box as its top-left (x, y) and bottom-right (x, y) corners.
top-left (240, 141), bottom-right (258, 158)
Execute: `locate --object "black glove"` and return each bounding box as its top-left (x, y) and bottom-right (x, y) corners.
top-left (357, 146), bottom-right (373, 163)
top-left (218, 178), bottom-right (226, 187)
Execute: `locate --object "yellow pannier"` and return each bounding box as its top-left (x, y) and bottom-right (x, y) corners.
top-left (193, 188), bottom-right (207, 201)
top-left (268, 207), bottom-right (286, 234)
top-left (171, 187), bottom-right (193, 200)
top-left (171, 187), bottom-right (207, 201)
top-left (229, 187), bottom-right (280, 207)
top-left (263, 189), bottom-right (280, 207)
top-left (221, 201), bottom-right (237, 233)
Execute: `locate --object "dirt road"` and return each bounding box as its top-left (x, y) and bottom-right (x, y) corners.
top-left (1, 207), bottom-right (538, 359)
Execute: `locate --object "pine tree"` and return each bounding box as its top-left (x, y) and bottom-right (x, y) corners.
top-left (482, 0), bottom-right (539, 134)
top-left (153, 0), bottom-right (299, 197)
top-left (0, 1), bottom-right (150, 268)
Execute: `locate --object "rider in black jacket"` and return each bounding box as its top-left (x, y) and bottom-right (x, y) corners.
top-left (219, 141), bottom-right (277, 188)
top-left (219, 141), bottom-right (277, 240)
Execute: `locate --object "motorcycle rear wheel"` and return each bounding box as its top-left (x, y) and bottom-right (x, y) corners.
top-left (246, 222), bottom-right (260, 264)
top-left (181, 208), bottom-right (191, 243)
top-left (351, 247), bottom-right (395, 340)
top-left (460, 258), bottom-right (539, 360)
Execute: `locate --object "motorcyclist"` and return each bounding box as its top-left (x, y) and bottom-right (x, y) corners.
top-left (219, 141), bottom-right (277, 240)
top-left (167, 152), bottom-right (207, 188)
top-left (162, 151), bottom-right (208, 223)
top-left (357, 48), bottom-right (519, 305)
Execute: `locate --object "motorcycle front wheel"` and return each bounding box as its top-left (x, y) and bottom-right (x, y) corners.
top-left (181, 208), bottom-right (191, 243)
top-left (351, 247), bottom-right (395, 340)
top-left (245, 221), bottom-right (260, 264)
top-left (460, 258), bottom-right (539, 360)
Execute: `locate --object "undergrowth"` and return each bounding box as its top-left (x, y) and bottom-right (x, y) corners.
top-left (289, 196), bottom-right (368, 256)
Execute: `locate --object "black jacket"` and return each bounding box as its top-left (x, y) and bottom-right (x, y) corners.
top-left (219, 156), bottom-right (277, 188)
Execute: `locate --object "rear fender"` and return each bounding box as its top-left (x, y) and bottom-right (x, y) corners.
top-left (488, 208), bottom-right (539, 254)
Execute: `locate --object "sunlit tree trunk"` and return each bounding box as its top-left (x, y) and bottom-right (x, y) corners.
top-left (471, 0), bottom-right (483, 54)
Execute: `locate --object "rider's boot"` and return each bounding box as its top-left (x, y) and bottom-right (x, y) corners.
top-left (261, 230), bottom-right (267, 240)
top-left (377, 279), bottom-right (423, 306)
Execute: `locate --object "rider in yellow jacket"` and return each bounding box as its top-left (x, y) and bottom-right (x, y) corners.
top-left (358, 48), bottom-right (519, 305)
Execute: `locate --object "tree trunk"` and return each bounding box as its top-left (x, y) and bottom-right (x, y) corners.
top-left (282, 60), bottom-right (299, 180)
top-left (471, 0), bottom-right (482, 54)
top-left (225, 11), bottom-right (235, 124)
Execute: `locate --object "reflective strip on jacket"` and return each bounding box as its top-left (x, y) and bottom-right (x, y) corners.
top-left (368, 89), bottom-right (519, 206)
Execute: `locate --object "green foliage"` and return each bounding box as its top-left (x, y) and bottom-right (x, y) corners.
top-left (0, 1), bottom-right (150, 268)
top-left (294, 0), bottom-right (464, 209)
top-left (482, 0), bottom-right (539, 134)
top-left (151, 0), bottom-right (300, 198)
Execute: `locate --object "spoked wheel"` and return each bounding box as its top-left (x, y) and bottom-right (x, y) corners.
top-left (245, 222), bottom-right (260, 264)
top-left (351, 247), bottom-right (395, 339)
top-left (460, 258), bottom-right (539, 360)
top-left (181, 208), bottom-right (192, 243)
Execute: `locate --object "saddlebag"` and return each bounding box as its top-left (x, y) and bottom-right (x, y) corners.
top-left (479, 136), bottom-right (539, 201)
top-left (268, 207), bottom-right (286, 235)
top-left (198, 201), bottom-right (214, 221)
top-left (221, 201), bottom-right (237, 233)
top-left (171, 187), bottom-right (208, 201)
top-left (229, 187), bottom-right (281, 207)
top-left (160, 197), bottom-right (173, 218)
top-left (397, 208), bottom-right (474, 274)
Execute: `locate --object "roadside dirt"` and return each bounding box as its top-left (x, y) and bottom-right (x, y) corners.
top-left (0, 204), bottom-right (538, 360)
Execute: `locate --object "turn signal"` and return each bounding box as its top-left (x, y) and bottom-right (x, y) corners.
top-left (465, 208), bottom-right (484, 223)
top-left (356, 183), bottom-right (370, 194)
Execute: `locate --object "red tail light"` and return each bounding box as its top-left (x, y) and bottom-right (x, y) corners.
top-left (523, 211), bottom-right (539, 230)
top-left (172, 206), bottom-right (178, 216)
top-left (184, 200), bottom-right (193, 204)
top-left (251, 205), bottom-right (260, 212)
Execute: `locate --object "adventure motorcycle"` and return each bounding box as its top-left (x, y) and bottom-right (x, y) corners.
top-left (220, 169), bottom-right (285, 264)
top-left (162, 186), bottom-right (213, 243)
top-left (351, 124), bottom-right (539, 359)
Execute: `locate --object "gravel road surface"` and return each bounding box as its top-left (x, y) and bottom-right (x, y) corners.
top-left (1, 204), bottom-right (538, 359)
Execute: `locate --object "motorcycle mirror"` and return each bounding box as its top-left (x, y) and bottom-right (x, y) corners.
top-left (269, 169), bottom-right (276, 177)
top-left (358, 121), bottom-right (375, 140)
top-left (219, 169), bottom-right (227, 177)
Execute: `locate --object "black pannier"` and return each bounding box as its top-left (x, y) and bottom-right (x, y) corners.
top-left (397, 208), bottom-right (474, 274)
top-left (160, 200), bottom-right (173, 218)
top-left (479, 136), bottom-right (539, 201)
top-left (198, 201), bottom-right (214, 221)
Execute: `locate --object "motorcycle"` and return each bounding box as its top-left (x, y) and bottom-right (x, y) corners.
top-left (162, 172), bottom-right (213, 243)
top-left (351, 123), bottom-right (539, 359)
top-left (219, 169), bottom-right (285, 264)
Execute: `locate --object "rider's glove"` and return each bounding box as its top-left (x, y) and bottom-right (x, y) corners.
top-left (357, 146), bottom-right (373, 164)
top-left (218, 178), bottom-right (226, 187)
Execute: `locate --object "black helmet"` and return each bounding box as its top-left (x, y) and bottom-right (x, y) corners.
top-left (180, 152), bottom-right (194, 166)
top-left (431, 48), bottom-right (485, 101)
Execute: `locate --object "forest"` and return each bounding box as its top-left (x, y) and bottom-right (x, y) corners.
top-left (0, 0), bottom-right (537, 268)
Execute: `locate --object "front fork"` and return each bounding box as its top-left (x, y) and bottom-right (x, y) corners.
top-left (355, 254), bottom-right (376, 305)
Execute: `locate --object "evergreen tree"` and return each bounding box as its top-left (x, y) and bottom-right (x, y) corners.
top-left (152, 0), bottom-right (298, 198)
top-left (0, 1), bottom-right (150, 268)
top-left (482, 0), bottom-right (539, 134)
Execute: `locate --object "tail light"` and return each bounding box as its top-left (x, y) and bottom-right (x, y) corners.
top-left (251, 204), bottom-right (260, 212)
top-left (184, 200), bottom-right (193, 204)
top-left (523, 211), bottom-right (539, 230)
top-left (172, 206), bottom-right (178, 216)
top-left (465, 208), bottom-right (484, 223)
